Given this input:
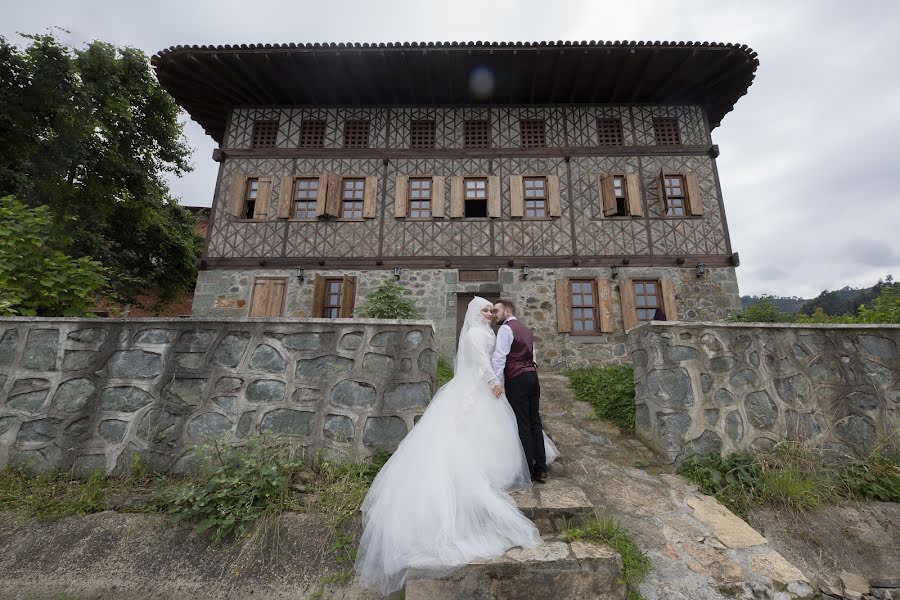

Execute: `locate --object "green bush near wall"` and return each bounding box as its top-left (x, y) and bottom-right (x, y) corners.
top-left (564, 365), bottom-right (637, 431)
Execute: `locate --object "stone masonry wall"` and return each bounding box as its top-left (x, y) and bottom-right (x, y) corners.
top-left (628, 322), bottom-right (900, 463)
top-left (0, 318), bottom-right (437, 474)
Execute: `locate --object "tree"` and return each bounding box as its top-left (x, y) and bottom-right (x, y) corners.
top-left (358, 281), bottom-right (422, 319)
top-left (727, 296), bottom-right (793, 323)
top-left (0, 32), bottom-right (201, 311)
top-left (0, 196), bottom-right (108, 316)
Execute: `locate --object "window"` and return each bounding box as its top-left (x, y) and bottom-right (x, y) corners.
top-left (243, 178), bottom-right (259, 219)
top-left (570, 280), bottom-right (598, 334)
top-left (663, 175), bottom-right (688, 216)
top-left (323, 278), bottom-right (344, 318)
top-left (343, 120), bottom-right (370, 148)
top-left (597, 118), bottom-right (624, 145)
top-left (299, 120), bottom-right (326, 147)
top-left (293, 178), bottom-right (319, 219)
top-left (520, 119), bottom-right (546, 148)
top-left (612, 176), bottom-right (629, 216)
top-left (410, 120), bottom-right (435, 149)
top-left (633, 280), bottom-right (661, 323)
top-left (464, 178), bottom-right (488, 217)
top-left (523, 177), bottom-right (547, 218)
top-left (464, 120), bottom-right (490, 148)
top-left (251, 120), bottom-right (279, 148)
top-left (653, 117), bottom-right (681, 145)
top-left (341, 178), bottom-right (365, 219)
top-left (408, 178), bottom-right (432, 218)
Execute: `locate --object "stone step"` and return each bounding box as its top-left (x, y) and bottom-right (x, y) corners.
top-left (404, 536), bottom-right (625, 600)
top-left (511, 477), bottom-right (595, 535)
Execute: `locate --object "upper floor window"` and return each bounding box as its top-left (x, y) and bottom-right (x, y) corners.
top-left (523, 176), bottom-right (547, 218)
top-left (243, 178), bottom-right (260, 218)
top-left (343, 120), bottom-right (370, 148)
top-left (570, 280), bottom-right (598, 334)
top-left (341, 178), bottom-right (366, 219)
top-left (597, 118), bottom-right (624, 146)
top-left (662, 174), bottom-right (688, 217)
top-left (520, 119), bottom-right (546, 148)
top-left (653, 117), bottom-right (681, 145)
top-left (410, 120), bottom-right (436, 149)
top-left (293, 178), bottom-right (319, 219)
top-left (464, 120), bottom-right (490, 148)
top-left (251, 120), bottom-right (278, 148)
top-left (464, 178), bottom-right (488, 217)
top-left (299, 120), bottom-right (326, 148)
top-left (633, 280), bottom-right (662, 323)
top-left (611, 176), bottom-right (628, 216)
top-left (408, 178), bottom-right (432, 218)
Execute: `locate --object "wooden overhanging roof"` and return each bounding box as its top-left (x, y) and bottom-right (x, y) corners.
top-left (151, 40), bottom-right (759, 143)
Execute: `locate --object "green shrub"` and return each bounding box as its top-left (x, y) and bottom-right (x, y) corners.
top-left (678, 452), bottom-right (761, 516)
top-left (437, 356), bottom-right (454, 387)
top-left (563, 517), bottom-right (651, 600)
top-left (565, 365), bottom-right (636, 431)
top-left (357, 280), bottom-right (421, 319)
top-left (839, 445), bottom-right (900, 502)
top-left (726, 296), bottom-right (793, 323)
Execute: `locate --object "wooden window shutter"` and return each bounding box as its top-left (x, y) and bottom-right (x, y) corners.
top-left (363, 176), bottom-right (378, 219)
top-left (509, 175), bottom-right (524, 218)
top-left (599, 174), bottom-right (617, 217)
top-left (547, 174), bottom-right (561, 217)
top-left (249, 279), bottom-right (270, 317)
top-left (450, 176), bottom-right (464, 218)
top-left (487, 175), bottom-right (501, 218)
top-left (266, 279), bottom-right (286, 317)
top-left (312, 274), bottom-right (326, 317)
top-left (555, 278), bottom-right (572, 333)
top-left (685, 172), bottom-right (703, 216)
top-left (324, 172), bottom-right (342, 217)
top-left (394, 176), bottom-right (409, 218)
top-left (596, 278), bottom-right (614, 333)
top-left (229, 175), bottom-right (248, 217)
top-left (253, 176), bottom-right (273, 220)
top-left (315, 174), bottom-right (328, 217)
top-left (625, 173), bottom-right (643, 216)
top-left (619, 278), bottom-right (638, 331)
top-left (661, 277), bottom-right (679, 320)
top-left (276, 176), bottom-right (294, 219)
top-left (431, 176), bottom-right (445, 218)
top-left (657, 168), bottom-right (668, 214)
top-left (340, 275), bottom-right (357, 317)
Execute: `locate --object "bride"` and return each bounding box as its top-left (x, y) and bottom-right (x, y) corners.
top-left (354, 296), bottom-right (559, 595)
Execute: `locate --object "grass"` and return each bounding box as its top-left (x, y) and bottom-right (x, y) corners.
top-left (564, 365), bottom-right (636, 431)
top-left (678, 441), bottom-right (899, 517)
top-left (436, 356), bottom-right (454, 388)
top-left (563, 517), bottom-right (651, 600)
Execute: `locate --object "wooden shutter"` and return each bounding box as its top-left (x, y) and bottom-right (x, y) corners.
top-left (394, 176), bottom-right (409, 218)
top-left (596, 278), bottom-right (614, 333)
top-left (324, 173), bottom-right (343, 217)
top-left (249, 279), bottom-right (270, 317)
top-left (555, 278), bottom-right (572, 333)
top-left (509, 175), bottom-right (524, 218)
top-left (266, 279), bottom-right (286, 316)
top-left (276, 176), bottom-right (294, 219)
top-left (363, 176), bottom-right (377, 219)
top-left (340, 275), bottom-right (357, 317)
top-left (450, 176), bottom-right (464, 218)
top-left (625, 173), bottom-right (643, 217)
top-left (619, 278), bottom-right (638, 331)
top-left (312, 274), bottom-right (326, 317)
top-left (547, 174), bottom-right (561, 217)
top-left (686, 172), bottom-right (703, 216)
top-left (599, 174), bottom-right (617, 217)
top-left (315, 174), bottom-right (328, 217)
top-left (487, 175), bottom-right (501, 218)
top-left (229, 175), bottom-right (248, 218)
top-left (253, 176), bottom-right (273, 220)
top-left (431, 176), bottom-right (445, 218)
top-left (657, 168), bottom-right (668, 214)
top-left (661, 277), bottom-right (679, 320)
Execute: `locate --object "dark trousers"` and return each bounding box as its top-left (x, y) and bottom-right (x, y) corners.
top-left (505, 370), bottom-right (547, 474)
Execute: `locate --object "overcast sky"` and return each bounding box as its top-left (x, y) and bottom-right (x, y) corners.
top-left (2, 0), bottom-right (897, 299)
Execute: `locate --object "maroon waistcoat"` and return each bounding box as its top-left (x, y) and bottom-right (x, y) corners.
top-left (504, 318), bottom-right (536, 380)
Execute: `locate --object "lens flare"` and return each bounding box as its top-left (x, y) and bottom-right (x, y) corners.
top-left (469, 66), bottom-right (495, 100)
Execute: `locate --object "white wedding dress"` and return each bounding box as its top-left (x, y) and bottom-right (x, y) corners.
top-left (354, 297), bottom-right (559, 596)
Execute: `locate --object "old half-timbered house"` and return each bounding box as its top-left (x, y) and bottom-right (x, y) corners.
top-left (152, 40), bottom-right (758, 368)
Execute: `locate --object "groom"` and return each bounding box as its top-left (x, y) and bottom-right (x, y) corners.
top-left (490, 300), bottom-right (548, 483)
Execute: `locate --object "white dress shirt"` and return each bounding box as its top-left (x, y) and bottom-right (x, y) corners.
top-left (491, 316), bottom-right (537, 385)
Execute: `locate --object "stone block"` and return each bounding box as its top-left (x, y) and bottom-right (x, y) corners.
top-left (259, 409), bottom-right (315, 436)
top-left (163, 378), bottom-right (206, 407)
top-left (295, 355), bottom-right (352, 381)
top-left (384, 382), bottom-right (431, 411)
top-left (187, 412), bottom-right (233, 438)
top-left (245, 379), bottom-right (286, 403)
top-left (107, 350), bottom-right (162, 378)
top-left (52, 378), bottom-right (96, 412)
top-left (62, 350), bottom-right (98, 371)
top-left (330, 380), bottom-right (377, 409)
top-left (209, 333), bottom-right (250, 368)
top-left (134, 329), bottom-right (176, 344)
top-left (101, 386), bottom-right (154, 412)
top-left (338, 331), bottom-right (363, 351)
top-left (17, 417), bottom-right (62, 443)
top-left (646, 367), bottom-right (694, 408)
top-left (249, 343), bottom-right (287, 373)
top-left (362, 416), bottom-right (407, 448)
top-left (323, 414), bottom-right (354, 442)
top-left (22, 329), bottom-right (58, 370)
top-left (745, 390), bottom-right (778, 430)
top-left (7, 389), bottom-right (49, 412)
top-left (67, 327), bottom-right (106, 344)
top-left (99, 419), bottom-right (128, 443)
top-left (362, 353), bottom-right (395, 378)
top-left (417, 348), bottom-right (438, 374)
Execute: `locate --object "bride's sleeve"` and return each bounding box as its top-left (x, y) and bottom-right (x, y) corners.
top-left (462, 331), bottom-right (501, 388)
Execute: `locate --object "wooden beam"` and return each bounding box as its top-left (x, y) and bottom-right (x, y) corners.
top-left (567, 50), bottom-right (586, 103)
top-left (288, 51), bottom-right (320, 104)
top-left (187, 55), bottom-right (256, 105)
top-left (262, 53), bottom-right (297, 104)
top-left (655, 49), bottom-right (698, 100)
top-left (444, 50), bottom-right (455, 103)
top-left (230, 53), bottom-right (278, 104)
top-left (629, 49), bottom-right (657, 102)
top-left (675, 50), bottom-right (734, 99)
top-left (547, 50), bottom-right (563, 103)
top-left (609, 50), bottom-right (632, 102)
top-left (209, 54), bottom-right (266, 104)
top-left (528, 50), bottom-right (541, 104)
top-left (588, 50), bottom-right (614, 103)
top-left (379, 50), bottom-right (400, 104)
top-left (400, 51), bottom-right (418, 104)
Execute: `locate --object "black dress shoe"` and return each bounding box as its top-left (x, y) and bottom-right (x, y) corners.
top-left (533, 470), bottom-right (548, 484)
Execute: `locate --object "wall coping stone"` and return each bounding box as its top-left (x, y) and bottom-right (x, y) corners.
top-left (0, 317), bottom-right (436, 330)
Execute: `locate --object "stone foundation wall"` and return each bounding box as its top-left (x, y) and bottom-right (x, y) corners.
top-left (628, 322), bottom-right (900, 463)
top-left (0, 317), bottom-right (437, 474)
top-left (192, 266), bottom-right (741, 369)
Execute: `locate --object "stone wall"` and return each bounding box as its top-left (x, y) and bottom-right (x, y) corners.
top-left (0, 317), bottom-right (437, 474)
top-left (193, 266), bottom-right (740, 370)
top-left (628, 322), bottom-right (900, 463)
